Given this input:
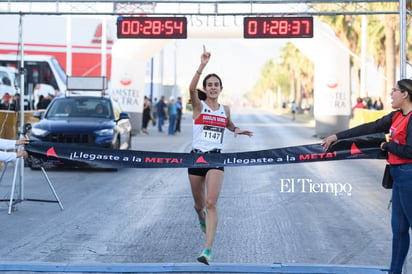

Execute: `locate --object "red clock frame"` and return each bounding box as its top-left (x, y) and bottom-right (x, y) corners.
top-left (244, 17), bottom-right (313, 38)
top-left (117, 16), bottom-right (187, 39)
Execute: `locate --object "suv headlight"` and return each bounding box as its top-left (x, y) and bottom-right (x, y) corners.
top-left (95, 128), bottom-right (114, 136)
top-left (31, 127), bottom-right (49, 137)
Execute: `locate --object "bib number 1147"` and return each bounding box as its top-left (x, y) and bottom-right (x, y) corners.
top-left (202, 126), bottom-right (224, 144)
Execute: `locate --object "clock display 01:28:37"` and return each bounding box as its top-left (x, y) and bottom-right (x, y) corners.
top-left (244, 17), bottom-right (313, 38)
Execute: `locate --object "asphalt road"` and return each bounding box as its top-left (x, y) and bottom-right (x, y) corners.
top-left (0, 107), bottom-right (397, 273)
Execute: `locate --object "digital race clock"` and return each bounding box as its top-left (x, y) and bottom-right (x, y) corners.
top-left (244, 17), bottom-right (313, 38)
top-left (117, 16), bottom-right (187, 39)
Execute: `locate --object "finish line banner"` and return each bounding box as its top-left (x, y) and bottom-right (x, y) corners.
top-left (26, 133), bottom-right (387, 169)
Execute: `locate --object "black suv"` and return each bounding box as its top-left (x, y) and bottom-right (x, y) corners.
top-left (30, 95), bottom-right (132, 150)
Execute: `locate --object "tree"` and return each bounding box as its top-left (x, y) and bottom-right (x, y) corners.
top-left (317, 2), bottom-right (399, 109)
top-left (246, 43), bottom-right (313, 111)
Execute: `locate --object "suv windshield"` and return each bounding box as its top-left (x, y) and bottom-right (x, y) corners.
top-left (46, 97), bottom-right (113, 119)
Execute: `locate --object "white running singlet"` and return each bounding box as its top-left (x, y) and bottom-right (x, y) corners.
top-left (192, 100), bottom-right (227, 152)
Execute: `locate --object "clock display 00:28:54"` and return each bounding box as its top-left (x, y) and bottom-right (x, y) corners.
top-left (244, 17), bottom-right (313, 38)
top-left (117, 17), bottom-right (187, 39)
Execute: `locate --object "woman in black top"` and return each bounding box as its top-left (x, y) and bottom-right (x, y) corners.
top-left (141, 96), bottom-right (152, 134)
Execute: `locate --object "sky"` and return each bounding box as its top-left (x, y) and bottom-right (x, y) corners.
top-left (160, 38), bottom-right (286, 100)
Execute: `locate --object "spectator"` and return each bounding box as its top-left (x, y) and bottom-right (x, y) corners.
top-left (0, 93), bottom-right (12, 110)
top-left (63, 104), bottom-right (73, 115)
top-left (156, 96), bottom-right (167, 133)
top-left (0, 76), bottom-right (14, 100)
top-left (353, 97), bottom-right (365, 110)
top-left (33, 83), bottom-right (55, 110)
top-left (151, 97), bottom-right (158, 126)
top-left (10, 93), bottom-right (21, 111)
top-left (95, 104), bottom-right (107, 116)
top-left (141, 96), bottom-right (152, 134)
top-left (364, 96), bottom-right (373, 109)
top-left (373, 97), bottom-right (384, 110)
top-left (291, 101), bottom-right (297, 120)
top-left (167, 96), bottom-right (177, 135)
top-left (36, 95), bottom-right (52, 110)
top-left (0, 138), bottom-right (28, 162)
top-left (175, 97), bottom-right (183, 134)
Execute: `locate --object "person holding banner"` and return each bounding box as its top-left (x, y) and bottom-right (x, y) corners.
top-left (188, 46), bottom-right (253, 265)
top-left (0, 138), bottom-right (29, 162)
top-left (322, 78), bottom-right (412, 274)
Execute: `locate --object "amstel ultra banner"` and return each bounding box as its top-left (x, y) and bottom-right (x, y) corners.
top-left (26, 133), bottom-right (387, 169)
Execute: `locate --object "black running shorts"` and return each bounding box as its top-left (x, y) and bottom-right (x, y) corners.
top-left (188, 149), bottom-right (224, 176)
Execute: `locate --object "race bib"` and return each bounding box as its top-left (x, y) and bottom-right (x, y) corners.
top-left (202, 126), bottom-right (224, 144)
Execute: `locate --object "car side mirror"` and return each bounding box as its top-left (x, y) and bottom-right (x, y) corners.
top-left (119, 112), bottom-right (130, 120)
top-left (33, 111), bottom-right (43, 120)
top-left (24, 123), bottom-right (32, 135)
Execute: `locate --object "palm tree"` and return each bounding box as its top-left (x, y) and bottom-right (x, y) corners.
top-left (246, 42), bottom-right (313, 111)
top-left (317, 2), bottom-right (399, 109)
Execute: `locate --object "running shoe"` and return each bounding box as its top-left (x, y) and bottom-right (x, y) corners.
top-left (197, 248), bottom-right (211, 265)
top-left (199, 209), bottom-right (206, 233)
